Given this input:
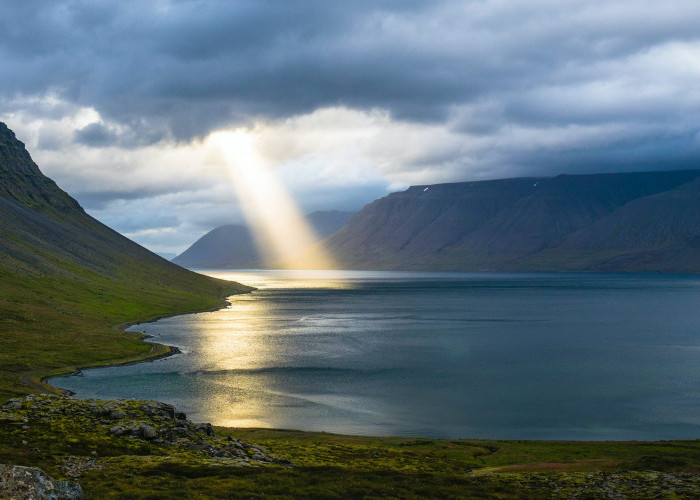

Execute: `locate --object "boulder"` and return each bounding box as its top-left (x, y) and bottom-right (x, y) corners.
top-left (139, 424), bottom-right (157, 440)
top-left (0, 464), bottom-right (82, 499)
top-left (109, 410), bottom-right (127, 420)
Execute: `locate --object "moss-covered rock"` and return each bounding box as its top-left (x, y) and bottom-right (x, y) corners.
top-left (1, 394), bottom-right (291, 468)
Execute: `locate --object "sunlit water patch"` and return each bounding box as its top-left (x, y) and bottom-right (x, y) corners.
top-left (52, 271), bottom-right (700, 439)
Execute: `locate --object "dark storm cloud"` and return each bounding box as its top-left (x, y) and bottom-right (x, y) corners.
top-left (0, 0), bottom-right (454, 138)
top-left (2, 0), bottom-right (700, 176)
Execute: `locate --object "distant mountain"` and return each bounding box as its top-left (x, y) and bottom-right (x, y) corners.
top-left (0, 122), bottom-right (251, 396)
top-left (321, 170), bottom-right (700, 273)
top-left (172, 210), bottom-right (355, 268)
top-left (172, 224), bottom-right (258, 269)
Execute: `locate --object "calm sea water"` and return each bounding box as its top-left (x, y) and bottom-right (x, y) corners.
top-left (52, 270), bottom-right (700, 440)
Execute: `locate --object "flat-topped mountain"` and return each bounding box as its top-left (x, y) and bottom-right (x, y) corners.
top-left (0, 122), bottom-right (251, 397)
top-left (322, 170), bottom-right (700, 272)
top-left (173, 210), bottom-right (355, 269)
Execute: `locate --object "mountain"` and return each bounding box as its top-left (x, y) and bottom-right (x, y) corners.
top-left (173, 224), bottom-right (258, 268)
top-left (172, 210), bottom-right (355, 268)
top-left (0, 122), bottom-right (251, 398)
top-left (322, 170), bottom-right (700, 272)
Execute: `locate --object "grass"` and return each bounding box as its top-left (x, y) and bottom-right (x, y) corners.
top-left (224, 429), bottom-right (700, 474)
top-left (1, 395), bottom-right (698, 499)
top-left (79, 437), bottom-right (700, 498)
top-left (0, 248), bottom-right (250, 399)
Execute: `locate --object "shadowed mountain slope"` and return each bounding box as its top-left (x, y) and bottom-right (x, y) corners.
top-left (173, 210), bottom-right (355, 268)
top-left (322, 170), bottom-right (700, 272)
top-left (0, 122), bottom-right (251, 397)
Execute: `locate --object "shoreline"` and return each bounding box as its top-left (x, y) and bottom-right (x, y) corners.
top-left (39, 290), bottom-right (252, 396)
top-left (44, 343), bottom-right (183, 396)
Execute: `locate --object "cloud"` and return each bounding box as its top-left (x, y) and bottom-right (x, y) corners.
top-left (2, 0), bottom-right (700, 252)
top-left (2, 0), bottom-right (695, 139)
top-left (74, 122), bottom-right (118, 147)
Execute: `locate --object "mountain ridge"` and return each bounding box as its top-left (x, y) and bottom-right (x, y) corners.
top-left (0, 123), bottom-right (82, 212)
top-left (321, 170), bottom-right (700, 272)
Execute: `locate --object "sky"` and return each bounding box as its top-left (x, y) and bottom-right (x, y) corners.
top-left (2, 0), bottom-right (700, 255)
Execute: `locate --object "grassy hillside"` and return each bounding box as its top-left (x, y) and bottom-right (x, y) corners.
top-left (0, 122), bottom-right (252, 398)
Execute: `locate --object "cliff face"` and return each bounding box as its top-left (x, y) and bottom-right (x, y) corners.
top-left (322, 170), bottom-right (700, 272)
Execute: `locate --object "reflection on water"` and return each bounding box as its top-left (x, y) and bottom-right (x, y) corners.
top-left (53, 270), bottom-right (700, 439)
top-left (186, 270), bottom-right (405, 430)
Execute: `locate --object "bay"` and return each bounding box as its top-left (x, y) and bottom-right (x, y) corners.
top-left (52, 270), bottom-right (700, 440)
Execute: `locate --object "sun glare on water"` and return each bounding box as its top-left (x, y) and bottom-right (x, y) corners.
top-left (210, 130), bottom-right (335, 269)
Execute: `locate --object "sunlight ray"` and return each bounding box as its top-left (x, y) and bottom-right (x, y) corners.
top-left (211, 130), bottom-right (335, 269)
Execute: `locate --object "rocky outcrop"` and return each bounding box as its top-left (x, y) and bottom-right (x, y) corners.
top-left (0, 464), bottom-right (82, 500)
top-left (0, 394), bottom-right (293, 498)
top-left (0, 394), bottom-right (292, 467)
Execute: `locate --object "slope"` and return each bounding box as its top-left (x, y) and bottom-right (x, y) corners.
top-left (540, 176), bottom-right (700, 272)
top-left (0, 122), bottom-right (252, 398)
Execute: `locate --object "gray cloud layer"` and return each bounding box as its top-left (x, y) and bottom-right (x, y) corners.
top-left (2, 0), bottom-right (700, 251)
top-left (3, 2), bottom-right (698, 147)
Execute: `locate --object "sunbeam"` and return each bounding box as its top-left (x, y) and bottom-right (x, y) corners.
top-left (211, 130), bottom-right (335, 269)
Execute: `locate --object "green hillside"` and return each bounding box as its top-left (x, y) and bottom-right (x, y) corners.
top-left (0, 122), bottom-right (252, 398)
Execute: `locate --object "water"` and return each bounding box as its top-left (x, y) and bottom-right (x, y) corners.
top-left (52, 270), bottom-right (700, 440)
